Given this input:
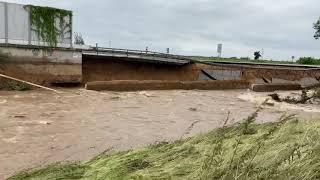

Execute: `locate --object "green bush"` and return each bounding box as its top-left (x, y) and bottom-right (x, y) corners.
top-left (297, 57), bottom-right (320, 65)
top-left (240, 57), bottom-right (251, 61)
top-left (0, 49), bottom-right (10, 59)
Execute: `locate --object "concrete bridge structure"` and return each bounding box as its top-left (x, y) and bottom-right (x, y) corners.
top-left (1, 43), bottom-right (320, 91)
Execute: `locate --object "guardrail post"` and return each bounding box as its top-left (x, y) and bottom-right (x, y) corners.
top-left (28, 5), bottom-right (32, 45)
top-left (4, 2), bottom-right (8, 44)
top-left (95, 43), bottom-right (98, 55)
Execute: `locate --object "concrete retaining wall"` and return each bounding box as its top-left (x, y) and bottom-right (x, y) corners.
top-left (86, 80), bottom-right (250, 91)
top-left (251, 83), bottom-right (302, 92)
top-left (0, 45), bottom-right (82, 84)
top-left (243, 68), bottom-right (320, 82)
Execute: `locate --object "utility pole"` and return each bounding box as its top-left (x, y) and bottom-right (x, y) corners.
top-left (96, 43), bottom-right (98, 55)
top-left (217, 44), bottom-right (222, 58)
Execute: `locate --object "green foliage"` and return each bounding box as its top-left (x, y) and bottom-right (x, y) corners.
top-left (30, 5), bottom-right (72, 47)
top-left (297, 57), bottom-right (320, 65)
top-left (0, 48), bottom-right (10, 60)
top-left (74, 32), bottom-right (85, 45)
top-left (314, 18), bottom-right (320, 39)
top-left (9, 115), bottom-right (320, 180)
top-left (313, 88), bottom-right (320, 98)
top-left (0, 79), bottom-right (31, 91)
top-left (9, 163), bottom-right (88, 180)
top-left (254, 51), bottom-right (262, 60)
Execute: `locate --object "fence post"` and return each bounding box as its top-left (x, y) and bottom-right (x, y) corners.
top-left (96, 43), bottom-right (98, 55)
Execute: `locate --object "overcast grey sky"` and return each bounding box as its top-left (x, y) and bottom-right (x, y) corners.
top-left (3, 0), bottom-right (320, 60)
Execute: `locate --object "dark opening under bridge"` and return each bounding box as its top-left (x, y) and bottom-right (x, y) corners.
top-left (82, 47), bottom-right (192, 66)
top-left (82, 47), bottom-right (320, 70)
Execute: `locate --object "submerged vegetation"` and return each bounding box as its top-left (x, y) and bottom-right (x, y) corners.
top-left (269, 89), bottom-right (320, 105)
top-left (9, 112), bottom-right (320, 179)
top-left (0, 79), bottom-right (31, 91)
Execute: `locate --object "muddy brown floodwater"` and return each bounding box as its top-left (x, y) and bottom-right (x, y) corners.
top-left (1, 89), bottom-right (320, 179)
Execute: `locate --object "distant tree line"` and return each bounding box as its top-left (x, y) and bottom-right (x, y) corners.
top-left (297, 57), bottom-right (320, 65)
top-left (314, 17), bottom-right (320, 39)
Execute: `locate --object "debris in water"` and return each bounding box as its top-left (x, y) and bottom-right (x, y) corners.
top-left (138, 91), bottom-right (154, 97)
top-left (11, 114), bottom-right (27, 118)
top-left (188, 108), bottom-right (198, 112)
top-left (269, 89), bottom-right (319, 105)
top-left (263, 100), bottom-right (275, 106)
top-left (268, 93), bottom-right (281, 102)
top-left (110, 96), bottom-right (121, 100)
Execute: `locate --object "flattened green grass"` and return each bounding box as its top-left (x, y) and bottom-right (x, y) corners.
top-left (9, 115), bottom-right (320, 180)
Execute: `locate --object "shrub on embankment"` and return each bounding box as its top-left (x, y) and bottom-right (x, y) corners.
top-left (297, 57), bottom-right (320, 65)
top-left (9, 114), bottom-right (320, 179)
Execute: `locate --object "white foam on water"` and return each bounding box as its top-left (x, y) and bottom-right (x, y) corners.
top-left (276, 103), bottom-right (320, 113)
top-left (238, 92), bottom-right (269, 104)
top-left (238, 92), bottom-right (320, 113)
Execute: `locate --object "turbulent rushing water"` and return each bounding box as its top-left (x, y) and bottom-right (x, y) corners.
top-left (1, 89), bottom-right (320, 179)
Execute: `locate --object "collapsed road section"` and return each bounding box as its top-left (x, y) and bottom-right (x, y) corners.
top-left (81, 50), bottom-right (320, 91)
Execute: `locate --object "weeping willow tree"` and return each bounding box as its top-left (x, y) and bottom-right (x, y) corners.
top-left (28, 5), bottom-right (72, 47)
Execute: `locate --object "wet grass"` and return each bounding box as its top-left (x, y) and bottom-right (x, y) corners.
top-left (0, 79), bottom-right (31, 91)
top-left (9, 115), bottom-right (320, 180)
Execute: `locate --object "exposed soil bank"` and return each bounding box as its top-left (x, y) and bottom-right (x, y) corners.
top-left (82, 55), bottom-right (320, 84)
top-left (0, 62), bottom-right (81, 85)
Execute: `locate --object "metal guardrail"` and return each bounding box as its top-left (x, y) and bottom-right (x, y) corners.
top-left (84, 46), bottom-right (192, 61)
top-left (199, 60), bottom-right (320, 70)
